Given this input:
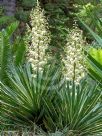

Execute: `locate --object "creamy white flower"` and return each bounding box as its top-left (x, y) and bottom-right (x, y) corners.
top-left (25, 2), bottom-right (51, 71)
top-left (63, 26), bottom-right (86, 84)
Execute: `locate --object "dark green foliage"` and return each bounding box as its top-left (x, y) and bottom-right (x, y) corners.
top-left (0, 22), bottom-right (19, 81)
top-left (80, 18), bottom-right (102, 46)
top-left (21, 0), bottom-right (36, 9)
top-left (44, 2), bottom-right (69, 66)
top-left (77, 1), bottom-right (102, 40)
top-left (0, 16), bottom-right (16, 29)
top-left (0, 65), bottom-right (102, 135)
top-left (44, 79), bottom-right (102, 135)
top-left (15, 0), bottom-right (36, 23)
top-left (0, 31), bottom-right (11, 81)
top-left (0, 22), bottom-right (26, 81)
top-left (13, 40), bottom-right (26, 66)
top-left (0, 63), bottom-right (62, 127)
top-left (45, 3), bottom-right (68, 42)
top-left (15, 10), bottom-right (30, 22)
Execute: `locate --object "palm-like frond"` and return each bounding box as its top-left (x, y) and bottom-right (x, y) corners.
top-left (0, 22), bottom-right (26, 81)
top-left (4, 21), bottom-right (19, 39)
top-left (0, 30), bottom-right (12, 81)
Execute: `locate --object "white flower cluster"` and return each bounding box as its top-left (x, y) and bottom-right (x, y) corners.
top-left (63, 26), bottom-right (86, 84)
top-left (26, 3), bottom-right (51, 71)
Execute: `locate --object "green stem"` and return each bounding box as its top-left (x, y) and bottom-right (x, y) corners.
top-left (37, 0), bottom-right (39, 6)
top-left (73, 62), bottom-right (76, 82)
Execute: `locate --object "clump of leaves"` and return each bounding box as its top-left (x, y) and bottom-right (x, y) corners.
top-left (44, 78), bottom-right (102, 135)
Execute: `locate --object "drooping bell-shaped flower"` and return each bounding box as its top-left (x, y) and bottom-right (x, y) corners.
top-left (26, 1), bottom-right (51, 71)
top-left (62, 26), bottom-right (86, 84)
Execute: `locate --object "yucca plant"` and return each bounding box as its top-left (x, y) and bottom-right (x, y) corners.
top-left (44, 78), bottom-right (102, 135)
top-left (0, 62), bottom-right (62, 128)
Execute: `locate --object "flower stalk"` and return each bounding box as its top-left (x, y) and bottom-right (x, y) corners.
top-left (26, 1), bottom-right (51, 71)
top-left (63, 26), bottom-right (86, 84)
